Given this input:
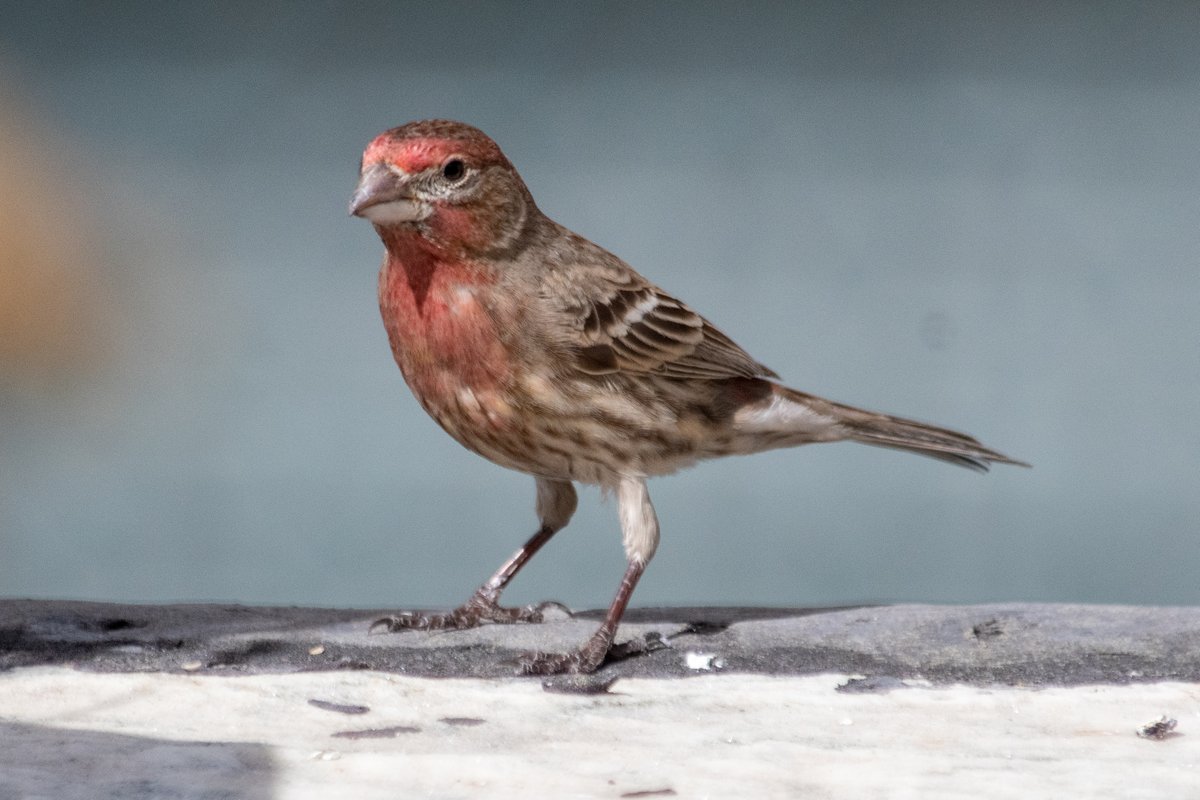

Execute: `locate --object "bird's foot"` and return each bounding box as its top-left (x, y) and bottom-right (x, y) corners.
top-left (370, 592), bottom-right (570, 634)
top-left (518, 629), bottom-right (668, 675)
top-left (518, 644), bottom-right (607, 675)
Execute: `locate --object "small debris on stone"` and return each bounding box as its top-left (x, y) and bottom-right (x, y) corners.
top-left (331, 657), bottom-right (372, 670)
top-left (836, 675), bottom-right (907, 694)
top-left (332, 725), bottom-right (421, 739)
top-left (99, 618), bottom-right (140, 632)
top-left (180, 660), bottom-right (204, 672)
top-left (439, 716), bottom-right (485, 727)
top-left (1137, 715), bottom-right (1178, 741)
top-left (619, 789), bottom-right (677, 798)
top-left (541, 674), bottom-right (618, 695)
top-left (308, 699), bottom-right (370, 715)
top-left (971, 619), bottom-right (1004, 639)
top-left (684, 651), bottom-right (723, 671)
top-left (308, 644), bottom-right (325, 656)
top-left (670, 620), bottom-right (730, 638)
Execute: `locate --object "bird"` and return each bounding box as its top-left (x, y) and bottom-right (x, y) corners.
top-left (349, 119), bottom-right (1026, 675)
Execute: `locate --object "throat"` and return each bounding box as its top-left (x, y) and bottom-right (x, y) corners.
top-left (379, 229), bottom-right (442, 309)
top-left (377, 235), bottom-right (505, 383)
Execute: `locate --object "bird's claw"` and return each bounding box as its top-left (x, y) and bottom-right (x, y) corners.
top-left (517, 634), bottom-right (613, 675)
top-left (369, 611), bottom-right (461, 634)
top-left (526, 600), bottom-right (574, 620)
top-left (369, 595), bottom-right (571, 634)
top-left (517, 648), bottom-right (604, 676)
top-left (517, 630), bottom-right (666, 675)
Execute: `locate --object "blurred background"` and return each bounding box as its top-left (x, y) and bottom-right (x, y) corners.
top-left (1, 2), bottom-right (1196, 611)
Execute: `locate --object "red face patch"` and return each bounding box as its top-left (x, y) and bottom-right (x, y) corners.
top-left (362, 132), bottom-right (503, 174)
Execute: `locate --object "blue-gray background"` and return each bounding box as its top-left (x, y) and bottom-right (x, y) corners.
top-left (1, 2), bottom-right (1196, 611)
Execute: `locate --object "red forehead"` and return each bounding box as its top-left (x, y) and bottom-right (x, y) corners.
top-left (362, 132), bottom-right (503, 173)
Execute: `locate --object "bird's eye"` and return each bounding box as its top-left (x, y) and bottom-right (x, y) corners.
top-left (441, 159), bottom-right (466, 181)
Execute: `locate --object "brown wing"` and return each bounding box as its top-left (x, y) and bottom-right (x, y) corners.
top-left (541, 257), bottom-right (778, 380)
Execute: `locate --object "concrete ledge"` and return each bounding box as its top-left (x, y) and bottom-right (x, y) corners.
top-left (2, 600), bottom-right (1199, 684)
top-left (1, 601), bottom-right (1196, 798)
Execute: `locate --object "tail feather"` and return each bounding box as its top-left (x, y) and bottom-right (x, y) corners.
top-left (780, 387), bottom-right (1029, 472)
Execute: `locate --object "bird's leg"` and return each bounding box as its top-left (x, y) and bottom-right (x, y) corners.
top-left (370, 525), bottom-right (565, 631)
top-left (519, 476), bottom-right (658, 674)
top-left (518, 557), bottom-right (646, 674)
top-left (371, 479), bottom-right (577, 633)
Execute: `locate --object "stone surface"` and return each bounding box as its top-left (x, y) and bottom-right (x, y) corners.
top-left (1, 669), bottom-right (1196, 799)
top-left (1, 601), bottom-right (1197, 798)
top-left (2, 600), bottom-right (1199, 685)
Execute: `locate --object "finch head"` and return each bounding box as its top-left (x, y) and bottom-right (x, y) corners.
top-left (350, 119), bottom-right (534, 254)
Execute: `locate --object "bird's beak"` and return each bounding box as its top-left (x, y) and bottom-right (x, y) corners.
top-left (349, 164), bottom-right (429, 224)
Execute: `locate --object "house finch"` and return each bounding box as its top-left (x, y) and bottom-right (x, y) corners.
top-left (350, 119), bottom-right (1026, 675)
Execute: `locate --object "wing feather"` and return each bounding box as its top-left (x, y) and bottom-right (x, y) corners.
top-left (541, 257), bottom-right (777, 381)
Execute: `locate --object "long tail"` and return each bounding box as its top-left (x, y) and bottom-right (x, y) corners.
top-left (778, 386), bottom-right (1030, 473)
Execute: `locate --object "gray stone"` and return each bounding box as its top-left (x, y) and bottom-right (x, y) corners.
top-left (3, 600), bottom-right (1197, 685)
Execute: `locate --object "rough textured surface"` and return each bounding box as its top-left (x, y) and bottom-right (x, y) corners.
top-left (2, 600), bottom-right (1198, 685)
top-left (1, 670), bottom-right (1195, 799)
top-left (2, 601), bottom-right (1196, 799)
